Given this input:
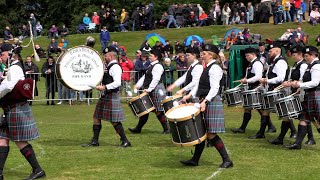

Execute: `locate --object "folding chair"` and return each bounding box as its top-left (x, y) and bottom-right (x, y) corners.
top-left (87, 23), bottom-right (96, 33)
top-left (77, 24), bottom-right (87, 34)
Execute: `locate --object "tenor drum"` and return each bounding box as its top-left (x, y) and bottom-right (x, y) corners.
top-left (241, 89), bottom-right (263, 109)
top-left (262, 90), bottom-right (286, 110)
top-left (55, 46), bottom-right (104, 91)
top-left (224, 87), bottom-right (242, 106)
top-left (128, 92), bottom-right (155, 117)
top-left (161, 94), bottom-right (183, 112)
top-left (274, 95), bottom-right (302, 119)
top-left (165, 104), bottom-right (207, 147)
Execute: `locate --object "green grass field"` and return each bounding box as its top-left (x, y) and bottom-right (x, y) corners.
top-left (3, 22), bottom-right (320, 179)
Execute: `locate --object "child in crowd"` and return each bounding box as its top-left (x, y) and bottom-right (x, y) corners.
top-left (163, 58), bottom-right (176, 96)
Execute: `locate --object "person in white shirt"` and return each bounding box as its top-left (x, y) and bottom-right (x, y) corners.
top-left (180, 44), bottom-right (233, 169)
top-left (129, 49), bottom-right (169, 134)
top-left (82, 51), bottom-right (131, 148)
top-left (286, 46), bottom-right (320, 149)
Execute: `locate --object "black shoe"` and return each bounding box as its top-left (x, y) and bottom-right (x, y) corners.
top-left (248, 134), bottom-right (265, 139)
top-left (23, 170), bottom-right (46, 180)
top-left (305, 139), bottom-right (316, 145)
top-left (220, 160), bottom-right (233, 168)
top-left (180, 159), bottom-right (198, 166)
top-left (120, 141), bottom-right (131, 148)
top-left (266, 127), bottom-right (276, 133)
top-left (268, 138), bottom-right (283, 145)
top-left (285, 143), bottom-right (301, 150)
top-left (51, 101), bottom-right (55, 105)
top-left (290, 132), bottom-right (297, 138)
top-left (82, 141), bottom-right (99, 147)
top-left (231, 128), bottom-right (245, 133)
top-left (162, 129), bottom-right (170, 134)
top-left (128, 127), bottom-right (141, 133)
top-left (46, 101), bottom-right (49, 105)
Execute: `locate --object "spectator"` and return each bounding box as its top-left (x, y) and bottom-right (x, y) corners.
top-left (297, 7), bottom-right (304, 24)
top-left (174, 41), bottom-right (184, 54)
top-left (235, 31), bottom-right (248, 45)
top-left (222, 3), bottom-right (231, 25)
top-left (231, 12), bottom-right (240, 24)
top-left (29, 13), bottom-right (37, 37)
top-left (316, 34), bottom-right (320, 46)
top-left (163, 58), bottom-right (176, 96)
top-left (185, 40), bottom-right (199, 54)
top-left (109, 41), bottom-right (119, 53)
top-left (145, 3), bottom-right (155, 30)
top-left (97, 4), bottom-right (106, 18)
top-left (259, 2), bottom-right (271, 23)
top-left (276, 2), bottom-right (284, 24)
top-left (100, 13), bottom-right (108, 28)
top-left (0, 51), bottom-right (7, 81)
top-left (41, 56), bottom-right (57, 105)
top-left (119, 12), bottom-right (130, 32)
top-left (98, 4), bottom-right (106, 29)
top-left (152, 41), bottom-right (165, 58)
top-left (239, 12), bottom-right (247, 24)
top-left (164, 40), bottom-right (174, 59)
top-left (48, 24), bottom-right (58, 39)
top-left (283, 0), bottom-right (292, 22)
top-left (247, 2), bottom-right (254, 24)
top-left (310, 6), bottom-right (320, 25)
top-left (225, 31), bottom-right (237, 49)
top-left (161, 12), bottom-right (180, 29)
top-left (279, 29), bottom-right (293, 41)
top-left (35, 21), bottom-right (43, 37)
top-left (140, 40), bottom-right (152, 52)
top-left (47, 38), bottom-right (60, 56)
top-left (198, 11), bottom-right (208, 26)
top-left (119, 50), bottom-right (134, 95)
top-left (301, 0), bottom-right (307, 20)
top-left (19, 24), bottom-right (29, 40)
top-left (3, 26), bottom-right (13, 41)
top-left (100, 26), bottom-right (110, 53)
top-left (258, 42), bottom-right (270, 67)
top-left (186, 11), bottom-right (198, 27)
top-left (58, 38), bottom-right (68, 51)
top-left (24, 56), bottom-right (39, 103)
top-left (83, 13), bottom-right (91, 25)
top-left (134, 51), bottom-right (150, 83)
top-left (34, 44), bottom-right (47, 58)
top-left (176, 53), bottom-right (188, 81)
top-left (92, 12), bottom-right (100, 26)
top-left (131, 7), bottom-right (142, 31)
top-left (60, 24), bottom-right (69, 37)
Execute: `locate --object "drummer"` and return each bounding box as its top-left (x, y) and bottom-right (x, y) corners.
top-left (285, 46), bottom-right (320, 150)
top-left (269, 46), bottom-right (309, 145)
top-left (231, 47), bottom-right (264, 134)
top-left (166, 48), bottom-right (203, 98)
top-left (181, 44), bottom-right (233, 168)
top-left (129, 49), bottom-right (169, 134)
top-left (250, 43), bottom-right (289, 139)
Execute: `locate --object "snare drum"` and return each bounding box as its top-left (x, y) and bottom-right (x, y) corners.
top-left (128, 92), bottom-right (155, 117)
top-left (224, 87), bottom-right (242, 106)
top-left (241, 89), bottom-right (263, 109)
top-left (262, 90), bottom-right (286, 110)
top-left (165, 104), bottom-right (207, 147)
top-left (55, 46), bottom-right (104, 91)
top-left (274, 95), bottom-right (302, 119)
top-left (161, 94), bottom-right (183, 112)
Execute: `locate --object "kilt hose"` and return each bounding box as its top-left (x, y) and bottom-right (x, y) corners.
top-left (204, 95), bottom-right (225, 133)
top-left (149, 83), bottom-right (166, 112)
top-left (93, 92), bottom-right (126, 122)
top-left (300, 90), bottom-right (320, 122)
top-left (0, 102), bottom-right (40, 141)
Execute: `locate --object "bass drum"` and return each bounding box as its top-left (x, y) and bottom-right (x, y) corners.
top-left (55, 45), bottom-right (104, 91)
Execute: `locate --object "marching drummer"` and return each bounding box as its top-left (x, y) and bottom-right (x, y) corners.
top-left (250, 43), bottom-right (289, 139)
top-left (231, 47), bottom-right (264, 134)
top-left (285, 46), bottom-right (320, 150)
top-left (166, 48), bottom-right (203, 98)
top-left (181, 44), bottom-right (233, 168)
top-left (129, 49), bottom-right (170, 134)
top-left (269, 46), bottom-right (309, 145)
top-left (82, 51), bottom-right (131, 148)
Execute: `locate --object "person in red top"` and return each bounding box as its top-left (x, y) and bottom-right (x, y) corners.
top-left (92, 12), bottom-right (100, 26)
top-left (119, 50), bottom-right (134, 95)
top-left (198, 11), bottom-right (208, 26)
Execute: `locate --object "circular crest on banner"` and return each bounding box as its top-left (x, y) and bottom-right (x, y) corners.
top-left (56, 45), bottom-right (104, 91)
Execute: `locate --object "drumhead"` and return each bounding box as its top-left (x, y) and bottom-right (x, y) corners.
top-left (161, 94), bottom-right (183, 104)
top-left (165, 104), bottom-right (200, 121)
top-left (128, 92), bottom-right (148, 103)
top-left (274, 95), bottom-right (295, 103)
top-left (225, 87), bottom-right (241, 93)
top-left (55, 45), bottom-right (104, 91)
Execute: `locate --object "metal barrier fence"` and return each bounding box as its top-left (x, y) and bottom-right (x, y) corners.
top-left (27, 69), bottom-right (188, 105)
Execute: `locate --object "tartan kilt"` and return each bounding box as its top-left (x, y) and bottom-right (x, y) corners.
top-left (299, 90), bottom-right (320, 122)
top-left (149, 83), bottom-right (166, 112)
top-left (0, 102), bottom-right (40, 141)
top-left (93, 92), bottom-right (125, 122)
top-left (204, 95), bottom-right (225, 133)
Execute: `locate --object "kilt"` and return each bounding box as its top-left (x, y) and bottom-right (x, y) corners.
top-left (93, 92), bottom-right (125, 122)
top-left (299, 90), bottom-right (320, 122)
top-left (0, 102), bottom-right (40, 141)
top-left (149, 83), bottom-right (166, 112)
top-left (204, 95), bottom-right (225, 133)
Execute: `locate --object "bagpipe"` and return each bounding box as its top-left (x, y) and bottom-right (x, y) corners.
top-left (0, 78), bottom-right (35, 104)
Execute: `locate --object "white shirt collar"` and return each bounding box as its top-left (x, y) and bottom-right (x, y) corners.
top-left (108, 60), bottom-right (118, 66)
top-left (150, 60), bottom-right (159, 65)
top-left (206, 60), bottom-right (216, 66)
top-left (190, 60), bottom-right (199, 67)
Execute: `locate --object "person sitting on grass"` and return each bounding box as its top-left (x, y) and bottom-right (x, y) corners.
top-left (225, 31), bottom-right (237, 50)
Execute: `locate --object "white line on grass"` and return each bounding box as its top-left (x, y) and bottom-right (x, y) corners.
top-left (204, 146), bottom-right (231, 180)
top-left (9, 143), bottom-right (46, 171)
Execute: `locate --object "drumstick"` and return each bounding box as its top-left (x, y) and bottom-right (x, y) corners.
top-left (233, 80), bottom-right (241, 83)
top-left (235, 83), bottom-right (243, 88)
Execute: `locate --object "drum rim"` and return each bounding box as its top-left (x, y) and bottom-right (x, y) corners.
top-left (128, 92), bottom-right (149, 103)
top-left (161, 94), bottom-right (183, 104)
top-left (262, 90), bottom-right (283, 96)
top-left (136, 107), bottom-right (156, 117)
top-left (55, 45), bottom-right (104, 91)
top-left (274, 95), bottom-right (296, 103)
top-left (172, 134), bottom-right (207, 147)
top-left (241, 89), bottom-right (261, 94)
top-left (165, 103), bottom-right (200, 122)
